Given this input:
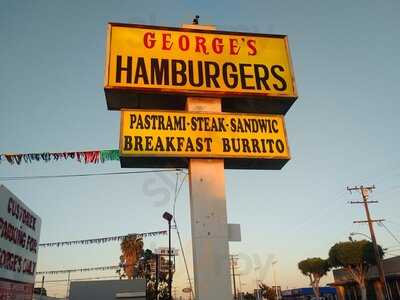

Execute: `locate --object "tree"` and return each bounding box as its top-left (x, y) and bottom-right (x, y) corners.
top-left (328, 240), bottom-right (384, 300)
top-left (259, 282), bottom-right (277, 300)
top-left (119, 235), bottom-right (144, 279)
top-left (117, 243), bottom-right (175, 299)
top-left (136, 249), bottom-right (174, 300)
top-left (298, 257), bottom-right (330, 298)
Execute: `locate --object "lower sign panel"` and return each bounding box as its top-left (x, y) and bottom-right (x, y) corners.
top-left (120, 110), bottom-right (290, 169)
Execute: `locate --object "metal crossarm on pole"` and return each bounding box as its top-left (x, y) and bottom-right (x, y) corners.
top-left (354, 219), bottom-right (386, 223)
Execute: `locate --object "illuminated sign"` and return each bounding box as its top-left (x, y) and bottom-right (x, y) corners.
top-left (119, 110), bottom-right (290, 169)
top-left (0, 185), bottom-right (41, 284)
top-left (104, 23), bottom-right (297, 113)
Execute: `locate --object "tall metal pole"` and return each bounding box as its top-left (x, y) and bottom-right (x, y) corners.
top-left (168, 219), bottom-right (172, 300)
top-left (155, 254), bottom-right (159, 300)
top-left (40, 276), bottom-right (45, 300)
top-left (272, 261), bottom-right (279, 300)
top-left (188, 278), bottom-right (193, 300)
top-left (238, 273), bottom-right (243, 300)
top-left (65, 271), bottom-right (71, 300)
top-left (254, 267), bottom-right (260, 300)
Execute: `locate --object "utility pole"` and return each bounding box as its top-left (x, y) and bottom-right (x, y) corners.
top-left (272, 260), bottom-right (280, 300)
top-left (254, 266), bottom-right (260, 300)
top-left (155, 254), bottom-right (159, 300)
top-left (236, 273), bottom-right (243, 300)
top-left (162, 211), bottom-right (173, 300)
top-left (65, 271), bottom-right (71, 300)
top-left (40, 276), bottom-right (45, 300)
top-left (231, 255), bottom-right (239, 300)
top-left (348, 185), bottom-right (391, 300)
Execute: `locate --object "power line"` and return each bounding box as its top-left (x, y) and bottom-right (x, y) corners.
top-left (173, 175), bottom-right (193, 298)
top-left (36, 265), bottom-right (120, 275)
top-left (171, 172), bottom-right (194, 300)
top-left (377, 184), bottom-right (400, 197)
top-left (350, 164), bottom-right (400, 189)
top-left (378, 221), bottom-right (400, 245)
top-left (386, 220), bottom-right (400, 228)
top-left (35, 275), bottom-right (120, 284)
top-left (386, 249), bottom-right (400, 253)
top-left (36, 263), bottom-right (137, 276)
top-left (0, 169), bottom-right (181, 181)
top-left (287, 190), bottom-right (350, 235)
top-left (387, 246), bottom-right (400, 249)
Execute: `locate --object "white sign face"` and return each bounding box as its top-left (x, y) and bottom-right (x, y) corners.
top-left (0, 185), bottom-right (41, 284)
top-left (154, 247), bottom-right (179, 256)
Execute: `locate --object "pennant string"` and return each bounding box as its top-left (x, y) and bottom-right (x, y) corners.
top-left (39, 230), bottom-right (168, 248)
top-left (0, 150), bottom-right (121, 165)
top-left (36, 264), bottom-right (127, 275)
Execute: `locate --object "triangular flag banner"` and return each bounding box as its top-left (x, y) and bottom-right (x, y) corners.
top-left (0, 149), bottom-right (121, 165)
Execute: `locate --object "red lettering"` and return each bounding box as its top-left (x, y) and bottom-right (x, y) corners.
top-left (195, 36), bottom-right (209, 54)
top-left (212, 38), bottom-right (224, 54)
top-left (178, 35), bottom-right (190, 51)
top-left (229, 38), bottom-right (240, 55)
top-left (162, 33), bottom-right (173, 50)
top-left (247, 39), bottom-right (257, 56)
top-left (143, 32), bottom-right (156, 49)
top-left (143, 31), bottom-right (256, 56)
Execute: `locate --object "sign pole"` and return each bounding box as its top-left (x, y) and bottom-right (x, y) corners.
top-left (182, 23), bottom-right (232, 300)
top-left (186, 96), bottom-right (232, 300)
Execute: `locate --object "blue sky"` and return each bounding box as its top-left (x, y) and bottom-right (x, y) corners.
top-left (1, 0), bottom-right (400, 297)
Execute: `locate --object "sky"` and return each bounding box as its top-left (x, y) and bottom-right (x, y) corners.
top-left (1, 0), bottom-right (400, 298)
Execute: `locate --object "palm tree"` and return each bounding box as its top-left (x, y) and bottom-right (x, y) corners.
top-left (120, 235), bottom-right (144, 279)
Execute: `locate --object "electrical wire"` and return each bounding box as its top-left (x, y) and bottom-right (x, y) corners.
top-left (171, 171), bottom-right (194, 299)
top-left (36, 263), bottom-right (137, 276)
top-left (376, 184), bottom-right (400, 197)
top-left (387, 220), bottom-right (400, 228)
top-left (378, 221), bottom-right (400, 245)
top-left (353, 166), bottom-right (400, 188)
top-left (386, 249), bottom-right (400, 253)
top-left (36, 265), bottom-right (120, 275)
top-left (35, 275), bottom-right (120, 284)
top-left (0, 169), bottom-right (181, 181)
top-left (172, 171), bottom-right (187, 221)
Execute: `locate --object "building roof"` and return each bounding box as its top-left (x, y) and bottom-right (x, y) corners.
top-left (282, 287), bottom-right (337, 296)
top-left (33, 295), bottom-right (63, 300)
top-left (332, 255), bottom-right (400, 284)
